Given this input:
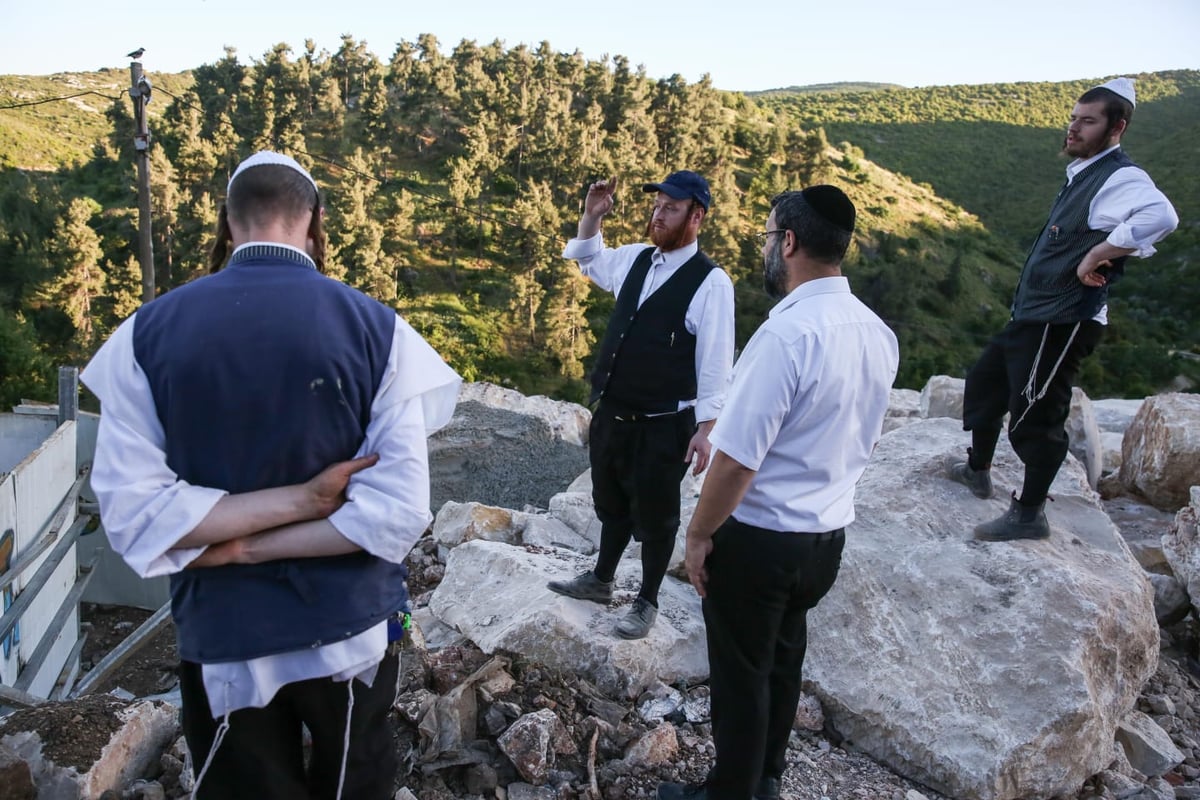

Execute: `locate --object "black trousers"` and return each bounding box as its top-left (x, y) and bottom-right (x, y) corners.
top-left (589, 402), bottom-right (694, 543)
top-left (179, 652), bottom-right (400, 800)
top-left (962, 319), bottom-right (1103, 504)
top-left (702, 518), bottom-right (845, 800)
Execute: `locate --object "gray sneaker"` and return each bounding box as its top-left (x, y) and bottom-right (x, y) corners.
top-left (615, 598), bottom-right (658, 640)
top-left (547, 571), bottom-right (613, 604)
top-left (945, 452), bottom-right (994, 499)
top-left (974, 495), bottom-right (1050, 541)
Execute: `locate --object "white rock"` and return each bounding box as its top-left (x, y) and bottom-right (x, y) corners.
top-left (1092, 398), bottom-right (1147, 434)
top-left (1115, 710), bottom-right (1185, 777)
top-left (807, 418), bottom-right (1159, 800)
top-left (918, 375), bottom-right (965, 420)
top-left (429, 541), bottom-right (707, 698)
top-left (1067, 387), bottom-right (1103, 489)
top-left (1162, 486), bottom-right (1200, 618)
top-left (885, 388), bottom-right (922, 433)
top-left (1119, 393), bottom-right (1200, 511)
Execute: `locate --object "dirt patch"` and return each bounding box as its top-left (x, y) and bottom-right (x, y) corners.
top-left (79, 603), bottom-right (179, 698)
top-left (0, 693), bottom-right (129, 771)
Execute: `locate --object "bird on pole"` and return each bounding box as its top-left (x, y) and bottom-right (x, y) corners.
top-left (126, 47), bottom-right (145, 60)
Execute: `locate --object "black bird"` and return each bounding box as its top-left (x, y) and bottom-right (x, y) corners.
top-left (126, 47), bottom-right (145, 60)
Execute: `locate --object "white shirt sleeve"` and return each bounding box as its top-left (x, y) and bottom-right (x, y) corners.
top-left (709, 329), bottom-right (797, 471)
top-left (81, 316), bottom-right (224, 578)
top-left (1091, 166), bottom-right (1179, 258)
top-left (328, 315), bottom-right (461, 564)
top-left (562, 234), bottom-right (649, 296)
top-left (688, 269), bottom-right (735, 423)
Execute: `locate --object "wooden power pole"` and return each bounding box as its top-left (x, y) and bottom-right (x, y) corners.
top-left (129, 61), bottom-right (155, 303)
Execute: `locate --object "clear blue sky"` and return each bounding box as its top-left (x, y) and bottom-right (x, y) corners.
top-left (3, 0), bottom-right (1197, 91)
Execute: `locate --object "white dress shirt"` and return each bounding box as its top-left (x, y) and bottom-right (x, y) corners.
top-left (562, 234), bottom-right (735, 422)
top-left (1066, 145), bottom-right (1179, 324)
top-left (81, 250), bottom-right (462, 717)
top-left (710, 277), bottom-right (899, 533)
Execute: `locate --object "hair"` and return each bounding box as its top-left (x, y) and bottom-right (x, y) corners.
top-left (770, 191), bottom-right (853, 265)
top-left (208, 164), bottom-right (325, 272)
top-left (1077, 87), bottom-right (1134, 138)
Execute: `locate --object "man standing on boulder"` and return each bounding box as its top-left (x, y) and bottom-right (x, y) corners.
top-left (947, 78), bottom-right (1178, 541)
top-left (547, 171), bottom-right (735, 640)
top-left (658, 187), bottom-right (898, 800)
top-left (82, 151), bottom-right (461, 799)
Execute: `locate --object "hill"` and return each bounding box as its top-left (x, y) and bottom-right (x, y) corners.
top-left (0, 42), bottom-right (1195, 408)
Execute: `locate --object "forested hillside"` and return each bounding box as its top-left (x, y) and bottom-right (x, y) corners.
top-left (1, 38), bottom-right (1195, 410)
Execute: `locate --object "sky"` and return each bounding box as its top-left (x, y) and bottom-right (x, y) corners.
top-left (2, 0), bottom-right (1198, 92)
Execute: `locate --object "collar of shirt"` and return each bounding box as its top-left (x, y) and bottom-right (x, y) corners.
top-left (769, 276), bottom-right (851, 318)
top-left (639, 240), bottom-right (699, 304)
top-left (230, 241), bottom-right (317, 270)
top-left (1066, 144), bottom-right (1122, 183)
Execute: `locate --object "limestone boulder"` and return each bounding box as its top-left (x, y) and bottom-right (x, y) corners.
top-left (1162, 486), bottom-right (1200, 616)
top-left (1066, 387), bottom-right (1103, 489)
top-left (1092, 397), bottom-right (1146, 434)
top-left (918, 375), bottom-right (965, 421)
top-left (428, 383), bottom-right (590, 510)
top-left (806, 418), bottom-right (1159, 800)
top-left (428, 540), bottom-right (707, 698)
top-left (885, 388), bottom-right (922, 433)
top-left (1119, 393), bottom-right (1200, 511)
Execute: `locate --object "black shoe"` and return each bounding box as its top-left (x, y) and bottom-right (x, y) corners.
top-left (546, 570), bottom-right (613, 603)
top-left (974, 494), bottom-right (1050, 541)
top-left (754, 776), bottom-right (781, 800)
top-left (945, 449), bottom-right (994, 499)
top-left (657, 783), bottom-right (707, 800)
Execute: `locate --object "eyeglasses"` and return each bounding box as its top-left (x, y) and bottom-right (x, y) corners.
top-left (752, 229), bottom-right (787, 244)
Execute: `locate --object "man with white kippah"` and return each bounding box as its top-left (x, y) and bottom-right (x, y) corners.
top-left (82, 150), bottom-right (462, 799)
top-left (947, 77), bottom-right (1178, 541)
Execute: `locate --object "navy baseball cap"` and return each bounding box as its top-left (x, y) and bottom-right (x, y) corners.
top-left (642, 170), bottom-right (711, 211)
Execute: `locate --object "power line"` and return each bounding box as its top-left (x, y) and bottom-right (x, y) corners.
top-left (0, 90), bottom-right (125, 111)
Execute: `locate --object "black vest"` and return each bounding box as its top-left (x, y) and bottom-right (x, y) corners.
top-left (1011, 149), bottom-right (1134, 323)
top-left (590, 247), bottom-right (718, 413)
top-left (133, 245), bottom-right (410, 663)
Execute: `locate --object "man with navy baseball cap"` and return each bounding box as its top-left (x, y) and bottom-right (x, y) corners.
top-left (547, 171), bottom-right (734, 640)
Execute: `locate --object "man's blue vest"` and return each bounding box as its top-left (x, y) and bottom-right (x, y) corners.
top-left (132, 245), bottom-right (409, 663)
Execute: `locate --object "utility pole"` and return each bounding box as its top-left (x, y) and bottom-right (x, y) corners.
top-left (129, 60), bottom-right (154, 303)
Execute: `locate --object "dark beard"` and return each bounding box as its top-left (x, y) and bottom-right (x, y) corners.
top-left (763, 238), bottom-right (788, 299)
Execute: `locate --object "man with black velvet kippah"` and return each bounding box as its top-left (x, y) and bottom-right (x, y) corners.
top-left (659, 186), bottom-right (898, 800)
top-left (547, 171), bottom-right (735, 640)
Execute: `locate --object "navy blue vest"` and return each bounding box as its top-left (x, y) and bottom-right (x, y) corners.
top-left (133, 245), bottom-right (409, 663)
top-left (590, 247), bottom-right (717, 412)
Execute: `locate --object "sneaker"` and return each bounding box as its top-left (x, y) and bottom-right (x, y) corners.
top-left (615, 597), bottom-right (658, 639)
top-left (974, 494), bottom-right (1050, 541)
top-left (546, 571), bottom-right (612, 604)
top-left (657, 782), bottom-right (707, 800)
top-left (945, 450), bottom-right (994, 499)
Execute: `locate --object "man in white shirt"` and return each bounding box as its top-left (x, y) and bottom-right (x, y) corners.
top-left (658, 186), bottom-right (898, 800)
top-left (82, 151), bottom-right (461, 799)
top-left (947, 77), bottom-right (1178, 541)
top-left (547, 171), bottom-right (735, 639)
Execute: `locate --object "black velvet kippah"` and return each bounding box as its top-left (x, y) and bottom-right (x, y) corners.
top-left (801, 185), bottom-right (856, 233)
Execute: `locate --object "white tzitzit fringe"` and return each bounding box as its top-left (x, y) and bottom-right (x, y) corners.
top-left (335, 679), bottom-right (355, 800)
top-left (1011, 321), bottom-right (1080, 433)
top-left (192, 682), bottom-right (234, 796)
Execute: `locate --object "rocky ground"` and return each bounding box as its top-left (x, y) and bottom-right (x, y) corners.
top-left (64, 526), bottom-right (1199, 800)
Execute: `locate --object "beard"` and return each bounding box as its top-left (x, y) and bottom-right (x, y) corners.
top-left (647, 214), bottom-right (689, 252)
top-left (763, 237), bottom-right (788, 299)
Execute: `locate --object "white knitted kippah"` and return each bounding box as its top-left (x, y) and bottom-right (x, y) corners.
top-left (1095, 77), bottom-right (1136, 107)
top-left (227, 151), bottom-right (319, 195)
